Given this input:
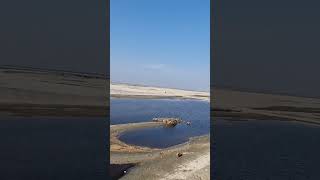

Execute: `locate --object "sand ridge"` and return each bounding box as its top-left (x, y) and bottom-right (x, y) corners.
top-left (212, 88), bottom-right (320, 125)
top-left (111, 83), bottom-right (209, 101)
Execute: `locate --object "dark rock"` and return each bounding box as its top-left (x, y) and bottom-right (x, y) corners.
top-left (152, 118), bottom-right (182, 127)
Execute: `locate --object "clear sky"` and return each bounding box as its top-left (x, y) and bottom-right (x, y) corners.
top-left (110, 0), bottom-right (210, 91)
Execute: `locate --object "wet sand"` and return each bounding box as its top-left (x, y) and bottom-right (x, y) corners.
top-left (212, 88), bottom-right (320, 125)
top-left (0, 66), bottom-right (108, 117)
top-left (110, 121), bottom-right (210, 180)
top-left (110, 122), bottom-right (163, 153)
top-left (119, 135), bottom-right (210, 180)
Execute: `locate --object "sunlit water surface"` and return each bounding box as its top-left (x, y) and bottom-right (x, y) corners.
top-left (111, 98), bottom-right (210, 148)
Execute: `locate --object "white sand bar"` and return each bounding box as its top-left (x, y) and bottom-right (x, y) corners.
top-left (111, 83), bottom-right (209, 101)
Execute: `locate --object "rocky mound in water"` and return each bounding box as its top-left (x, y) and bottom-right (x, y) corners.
top-left (152, 118), bottom-right (182, 127)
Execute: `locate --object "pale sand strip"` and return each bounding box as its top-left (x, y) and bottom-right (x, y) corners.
top-left (111, 83), bottom-right (209, 101)
top-left (118, 134), bottom-right (210, 180)
top-left (160, 152), bottom-right (210, 180)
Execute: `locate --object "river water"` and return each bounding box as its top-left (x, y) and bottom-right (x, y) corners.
top-left (215, 119), bottom-right (320, 180)
top-left (111, 98), bottom-right (210, 148)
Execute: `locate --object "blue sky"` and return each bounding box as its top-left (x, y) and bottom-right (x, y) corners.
top-left (111, 0), bottom-right (210, 91)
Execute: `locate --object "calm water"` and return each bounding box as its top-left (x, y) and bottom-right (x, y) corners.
top-left (0, 117), bottom-right (107, 180)
top-left (111, 98), bottom-right (210, 148)
top-left (215, 119), bottom-right (320, 180)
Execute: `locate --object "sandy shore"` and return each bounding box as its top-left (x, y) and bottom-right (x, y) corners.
top-left (0, 66), bottom-right (210, 117)
top-left (110, 121), bottom-right (210, 180)
top-left (110, 122), bottom-right (163, 153)
top-left (119, 135), bottom-right (210, 180)
top-left (212, 88), bottom-right (320, 125)
top-left (0, 66), bottom-right (211, 179)
top-left (0, 66), bottom-right (108, 117)
top-left (111, 83), bottom-right (209, 101)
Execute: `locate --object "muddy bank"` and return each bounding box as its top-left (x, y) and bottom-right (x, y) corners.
top-left (0, 66), bottom-right (108, 117)
top-left (212, 88), bottom-right (320, 125)
top-left (110, 122), bottom-right (210, 180)
top-left (118, 135), bottom-right (210, 180)
top-left (110, 122), bottom-right (163, 153)
top-left (0, 103), bottom-right (108, 117)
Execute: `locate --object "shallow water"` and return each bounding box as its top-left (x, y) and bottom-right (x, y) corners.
top-left (111, 98), bottom-right (210, 148)
top-left (215, 119), bottom-right (320, 180)
top-left (0, 117), bottom-right (107, 180)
